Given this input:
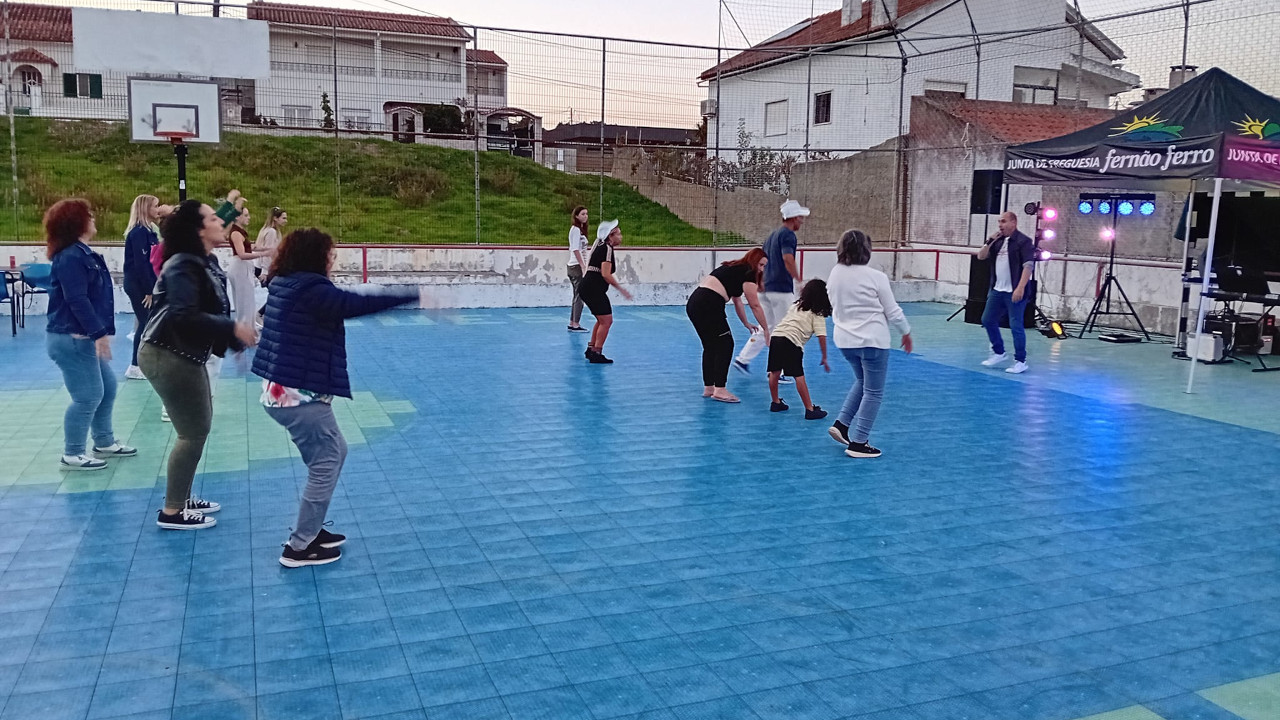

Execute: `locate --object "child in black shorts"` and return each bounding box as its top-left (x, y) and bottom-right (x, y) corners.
top-left (768, 279), bottom-right (832, 419)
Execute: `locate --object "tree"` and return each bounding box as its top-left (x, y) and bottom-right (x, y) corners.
top-left (320, 92), bottom-right (335, 130)
top-left (419, 103), bottom-right (465, 134)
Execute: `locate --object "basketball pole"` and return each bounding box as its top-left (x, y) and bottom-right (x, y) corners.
top-left (173, 140), bottom-right (188, 201)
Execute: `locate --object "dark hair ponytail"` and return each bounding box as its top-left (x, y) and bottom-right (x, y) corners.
top-left (161, 200), bottom-right (208, 261)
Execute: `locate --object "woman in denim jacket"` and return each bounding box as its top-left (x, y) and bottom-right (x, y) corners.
top-left (44, 199), bottom-right (136, 471)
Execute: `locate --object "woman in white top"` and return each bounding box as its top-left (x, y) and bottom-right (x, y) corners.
top-left (226, 206), bottom-right (271, 326)
top-left (567, 206), bottom-right (589, 332)
top-left (256, 207), bottom-right (287, 271)
top-left (826, 230), bottom-right (913, 459)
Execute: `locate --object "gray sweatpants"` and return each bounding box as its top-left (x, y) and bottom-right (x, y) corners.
top-left (265, 402), bottom-right (348, 551)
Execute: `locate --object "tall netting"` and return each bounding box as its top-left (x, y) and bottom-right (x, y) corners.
top-left (1, 0), bottom-right (1278, 258)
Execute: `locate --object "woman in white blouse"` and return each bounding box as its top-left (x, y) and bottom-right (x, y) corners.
top-left (567, 206), bottom-right (589, 332)
top-left (826, 230), bottom-right (913, 459)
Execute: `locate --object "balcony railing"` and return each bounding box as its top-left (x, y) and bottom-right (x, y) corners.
top-left (270, 61), bottom-right (461, 83)
top-left (383, 68), bottom-right (462, 83)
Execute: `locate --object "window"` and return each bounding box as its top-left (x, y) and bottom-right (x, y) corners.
top-left (17, 67), bottom-right (42, 95)
top-left (342, 109), bottom-right (371, 130)
top-left (923, 80), bottom-right (967, 97)
top-left (62, 73), bottom-right (102, 99)
top-left (764, 100), bottom-right (788, 137)
top-left (1013, 85), bottom-right (1056, 105)
top-left (282, 105), bottom-right (313, 125)
top-left (813, 91), bottom-right (831, 125)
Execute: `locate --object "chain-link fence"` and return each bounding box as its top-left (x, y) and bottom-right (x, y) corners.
top-left (0, 0), bottom-right (1276, 257)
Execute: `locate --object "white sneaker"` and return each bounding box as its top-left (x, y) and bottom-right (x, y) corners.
top-left (126, 331), bottom-right (135, 342)
top-left (981, 353), bottom-right (1008, 367)
top-left (125, 365), bottom-right (146, 380)
top-left (161, 409), bottom-right (171, 423)
top-left (1006, 361), bottom-right (1028, 374)
top-left (60, 454), bottom-right (107, 471)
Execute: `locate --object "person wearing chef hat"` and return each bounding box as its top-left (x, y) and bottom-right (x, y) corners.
top-left (732, 199), bottom-right (809, 382)
top-left (577, 219), bottom-right (632, 363)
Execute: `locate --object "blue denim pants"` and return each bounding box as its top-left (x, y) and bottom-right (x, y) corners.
top-left (837, 347), bottom-right (890, 444)
top-left (981, 288), bottom-right (1029, 363)
top-left (46, 332), bottom-right (117, 455)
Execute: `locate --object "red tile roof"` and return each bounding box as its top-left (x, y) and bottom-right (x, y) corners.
top-left (1, 48), bottom-right (59, 66)
top-left (467, 49), bottom-right (506, 67)
top-left (4, 4), bottom-right (73, 43)
top-left (247, 2), bottom-right (468, 39)
top-left (918, 96), bottom-right (1118, 144)
top-left (700, 0), bottom-right (940, 80)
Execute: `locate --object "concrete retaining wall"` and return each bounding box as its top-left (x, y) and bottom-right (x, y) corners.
top-left (3, 243), bottom-right (1196, 336)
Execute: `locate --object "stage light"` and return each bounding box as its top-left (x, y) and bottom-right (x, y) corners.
top-left (1078, 201), bottom-right (1093, 215)
top-left (1099, 201), bottom-right (1113, 215)
top-left (1039, 250), bottom-right (1052, 261)
top-left (1042, 207), bottom-right (1057, 221)
top-left (1101, 227), bottom-right (1115, 241)
top-left (1039, 319), bottom-right (1067, 339)
top-left (1042, 229), bottom-right (1056, 241)
top-left (1118, 201), bottom-right (1135, 216)
top-left (1139, 201), bottom-right (1155, 216)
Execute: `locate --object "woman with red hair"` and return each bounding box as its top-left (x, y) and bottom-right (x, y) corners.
top-left (44, 199), bottom-right (135, 471)
top-left (685, 247), bottom-right (771, 403)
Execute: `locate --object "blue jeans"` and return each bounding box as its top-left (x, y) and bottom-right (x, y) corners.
top-left (981, 288), bottom-right (1028, 363)
top-left (46, 332), bottom-right (117, 455)
top-left (837, 347), bottom-right (890, 444)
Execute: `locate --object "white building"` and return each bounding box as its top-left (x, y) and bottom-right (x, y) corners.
top-left (1, 2), bottom-right (511, 136)
top-left (700, 0), bottom-right (1141, 156)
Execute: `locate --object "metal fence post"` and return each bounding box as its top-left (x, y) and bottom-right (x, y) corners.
top-left (3, 0), bottom-right (17, 241)
top-left (472, 27), bottom-right (481, 245)
top-left (598, 38), bottom-right (606, 221)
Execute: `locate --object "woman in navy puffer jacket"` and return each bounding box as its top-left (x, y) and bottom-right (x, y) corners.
top-left (252, 228), bottom-right (419, 568)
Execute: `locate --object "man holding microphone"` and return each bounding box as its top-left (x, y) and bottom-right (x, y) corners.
top-left (977, 211), bottom-right (1035, 374)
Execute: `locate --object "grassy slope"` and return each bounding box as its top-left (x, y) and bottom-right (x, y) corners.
top-left (0, 118), bottom-right (712, 246)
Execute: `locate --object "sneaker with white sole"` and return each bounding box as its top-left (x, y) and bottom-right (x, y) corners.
top-left (1005, 361), bottom-right (1028, 374)
top-left (981, 353), bottom-right (1008, 367)
top-left (280, 542), bottom-right (341, 568)
top-left (161, 409), bottom-right (171, 423)
top-left (185, 497), bottom-right (221, 514)
top-left (60, 454), bottom-right (107, 471)
top-left (732, 360), bottom-right (750, 375)
top-left (845, 441), bottom-right (882, 459)
top-left (829, 422), bottom-right (851, 446)
top-left (93, 443), bottom-right (137, 458)
top-left (778, 375), bottom-right (794, 385)
top-left (157, 508), bottom-right (216, 530)
top-left (124, 365), bottom-right (146, 380)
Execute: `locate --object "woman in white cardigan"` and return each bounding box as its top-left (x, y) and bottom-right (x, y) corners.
top-left (826, 230), bottom-right (913, 458)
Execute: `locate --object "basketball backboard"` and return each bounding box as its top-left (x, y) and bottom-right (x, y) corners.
top-left (72, 8), bottom-right (269, 79)
top-left (128, 79), bottom-right (221, 144)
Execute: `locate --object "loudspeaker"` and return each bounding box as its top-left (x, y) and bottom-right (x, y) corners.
top-left (964, 256), bottom-right (1036, 328)
top-left (970, 169), bottom-right (1004, 215)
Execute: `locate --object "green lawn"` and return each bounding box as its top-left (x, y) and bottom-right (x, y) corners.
top-left (0, 118), bottom-right (714, 246)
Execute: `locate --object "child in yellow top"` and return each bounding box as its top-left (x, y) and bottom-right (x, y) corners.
top-left (768, 279), bottom-right (833, 419)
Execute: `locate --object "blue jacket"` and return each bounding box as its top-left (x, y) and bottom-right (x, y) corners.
top-left (123, 224), bottom-right (160, 296)
top-left (46, 242), bottom-right (115, 339)
top-left (252, 273), bottom-right (417, 398)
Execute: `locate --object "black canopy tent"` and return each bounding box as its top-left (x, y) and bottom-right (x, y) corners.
top-left (1002, 68), bottom-right (1280, 392)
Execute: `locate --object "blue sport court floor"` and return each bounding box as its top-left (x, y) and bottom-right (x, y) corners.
top-left (1, 303), bottom-right (1278, 720)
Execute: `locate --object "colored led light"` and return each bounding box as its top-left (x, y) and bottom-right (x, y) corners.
top-left (1118, 201), bottom-right (1135, 216)
top-left (1078, 201), bottom-right (1093, 215)
top-left (1139, 201), bottom-right (1156, 216)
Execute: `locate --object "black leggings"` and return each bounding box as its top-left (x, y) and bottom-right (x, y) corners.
top-left (126, 288), bottom-right (150, 366)
top-left (686, 287), bottom-right (734, 388)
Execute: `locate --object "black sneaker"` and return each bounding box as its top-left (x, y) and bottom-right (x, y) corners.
top-left (280, 543), bottom-right (341, 568)
top-left (157, 508), bottom-right (216, 530)
top-left (845, 441), bottom-right (882, 459)
top-left (589, 353), bottom-right (613, 364)
top-left (315, 528), bottom-right (346, 549)
top-left (732, 360), bottom-right (751, 375)
top-left (828, 422), bottom-right (850, 445)
top-left (770, 401), bottom-right (789, 412)
top-left (805, 405), bottom-right (828, 420)
top-left (185, 497), bottom-right (221, 514)
top-left (585, 348), bottom-right (596, 360)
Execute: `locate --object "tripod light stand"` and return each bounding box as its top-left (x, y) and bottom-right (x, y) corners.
top-left (1077, 193), bottom-right (1155, 340)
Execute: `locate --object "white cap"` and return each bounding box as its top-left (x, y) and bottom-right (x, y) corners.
top-left (780, 199), bottom-right (810, 219)
top-left (597, 219), bottom-right (620, 242)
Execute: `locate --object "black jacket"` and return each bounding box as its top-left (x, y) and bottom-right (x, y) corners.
top-left (986, 230), bottom-right (1036, 289)
top-left (141, 252), bottom-right (244, 364)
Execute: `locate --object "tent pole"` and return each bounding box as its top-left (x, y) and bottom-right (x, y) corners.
top-left (1185, 177), bottom-right (1223, 394)
top-left (1173, 181), bottom-right (1196, 355)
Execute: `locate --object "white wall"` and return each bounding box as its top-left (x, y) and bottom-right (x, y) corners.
top-left (709, 0), bottom-right (1124, 157)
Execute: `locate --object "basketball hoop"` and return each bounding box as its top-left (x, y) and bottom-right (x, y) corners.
top-left (154, 130), bottom-right (196, 145)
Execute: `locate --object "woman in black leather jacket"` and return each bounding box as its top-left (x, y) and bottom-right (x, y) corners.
top-left (139, 200), bottom-right (258, 530)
